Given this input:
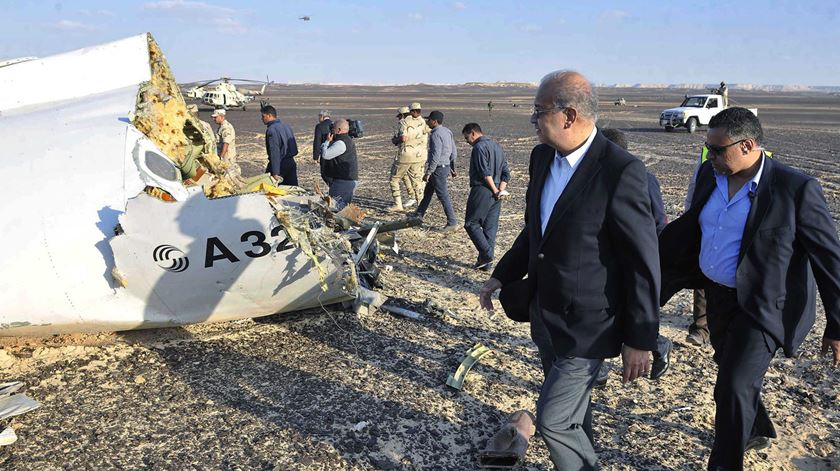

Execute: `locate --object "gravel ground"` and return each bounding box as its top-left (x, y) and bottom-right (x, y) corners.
top-left (2, 85), bottom-right (839, 470)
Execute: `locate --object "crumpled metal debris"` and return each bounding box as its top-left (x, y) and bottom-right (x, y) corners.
top-left (271, 198), bottom-right (355, 292)
top-left (0, 389), bottom-right (40, 420)
top-left (0, 382), bottom-right (39, 447)
top-left (131, 34), bottom-right (243, 198)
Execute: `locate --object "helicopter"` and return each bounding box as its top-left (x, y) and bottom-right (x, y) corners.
top-left (299, 16), bottom-right (311, 21)
top-left (183, 77), bottom-right (271, 110)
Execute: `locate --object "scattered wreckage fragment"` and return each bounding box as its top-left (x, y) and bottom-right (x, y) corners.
top-left (446, 343), bottom-right (493, 390)
top-left (0, 382), bottom-right (40, 447)
top-left (0, 33), bottom-right (404, 337)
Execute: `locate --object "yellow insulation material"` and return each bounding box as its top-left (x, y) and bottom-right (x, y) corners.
top-left (132, 34), bottom-right (239, 197)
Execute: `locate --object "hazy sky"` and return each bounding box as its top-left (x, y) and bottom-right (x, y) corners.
top-left (1, 0), bottom-right (838, 86)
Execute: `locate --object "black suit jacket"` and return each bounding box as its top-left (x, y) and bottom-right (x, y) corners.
top-left (313, 119), bottom-right (333, 161)
top-left (492, 131), bottom-right (661, 358)
top-left (660, 156), bottom-right (840, 356)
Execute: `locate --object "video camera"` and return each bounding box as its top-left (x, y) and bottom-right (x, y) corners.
top-left (330, 119), bottom-right (365, 138)
top-left (348, 119), bottom-right (364, 138)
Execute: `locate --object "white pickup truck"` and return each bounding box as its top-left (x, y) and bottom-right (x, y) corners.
top-left (659, 94), bottom-right (758, 133)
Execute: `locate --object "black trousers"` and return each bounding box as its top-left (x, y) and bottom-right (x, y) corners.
top-left (266, 158), bottom-right (298, 186)
top-left (705, 283), bottom-right (778, 471)
top-left (464, 186), bottom-right (502, 261)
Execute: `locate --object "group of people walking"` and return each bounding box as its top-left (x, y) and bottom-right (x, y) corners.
top-left (384, 102), bottom-right (512, 268)
top-left (479, 70), bottom-right (840, 471)
top-left (195, 78), bottom-right (839, 470)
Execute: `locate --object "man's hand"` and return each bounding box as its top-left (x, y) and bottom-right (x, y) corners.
top-left (621, 345), bottom-right (651, 383)
top-left (822, 336), bottom-right (840, 368)
top-left (450, 169), bottom-right (457, 178)
top-left (479, 277), bottom-right (503, 312)
top-left (326, 132), bottom-right (334, 143)
top-left (423, 174), bottom-right (430, 182)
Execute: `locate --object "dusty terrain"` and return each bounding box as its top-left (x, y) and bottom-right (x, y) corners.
top-left (2, 85), bottom-right (839, 470)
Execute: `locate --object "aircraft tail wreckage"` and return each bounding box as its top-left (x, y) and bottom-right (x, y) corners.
top-left (0, 33), bottom-right (396, 336)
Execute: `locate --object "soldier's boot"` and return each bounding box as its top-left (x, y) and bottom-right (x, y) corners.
top-left (386, 196), bottom-right (404, 213)
top-left (478, 410), bottom-right (537, 468)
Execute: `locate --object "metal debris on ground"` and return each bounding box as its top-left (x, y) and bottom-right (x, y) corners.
top-left (446, 343), bottom-right (493, 391)
top-left (380, 304), bottom-right (424, 320)
top-left (0, 427), bottom-right (17, 446)
top-left (422, 298), bottom-right (461, 320)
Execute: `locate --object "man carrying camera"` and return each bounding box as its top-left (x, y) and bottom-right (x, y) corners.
top-left (320, 119), bottom-right (358, 210)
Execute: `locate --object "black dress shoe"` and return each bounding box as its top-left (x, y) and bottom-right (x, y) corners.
top-left (745, 435), bottom-right (773, 452)
top-left (650, 337), bottom-right (672, 380)
top-left (474, 257), bottom-right (493, 270)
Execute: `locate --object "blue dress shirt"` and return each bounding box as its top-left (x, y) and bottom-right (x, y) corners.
top-left (699, 155), bottom-right (766, 287)
top-left (539, 127), bottom-right (597, 234)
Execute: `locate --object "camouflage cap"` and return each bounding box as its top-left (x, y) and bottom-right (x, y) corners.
top-left (409, 102), bottom-right (421, 111)
top-left (211, 109), bottom-right (226, 117)
top-left (398, 106), bottom-right (410, 115)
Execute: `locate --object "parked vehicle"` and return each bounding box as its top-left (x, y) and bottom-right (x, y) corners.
top-left (659, 94), bottom-right (757, 133)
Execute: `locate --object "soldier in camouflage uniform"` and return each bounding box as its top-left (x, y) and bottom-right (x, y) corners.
top-left (387, 102), bottom-right (428, 212)
top-left (390, 106), bottom-right (417, 209)
top-left (211, 108), bottom-right (241, 178)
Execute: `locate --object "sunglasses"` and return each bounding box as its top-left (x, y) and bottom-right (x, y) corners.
top-left (704, 139), bottom-right (746, 155)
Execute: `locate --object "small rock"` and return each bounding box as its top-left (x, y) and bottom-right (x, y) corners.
top-left (353, 421), bottom-right (369, 432)
top-left (134, 375), bottom-right (146, 384)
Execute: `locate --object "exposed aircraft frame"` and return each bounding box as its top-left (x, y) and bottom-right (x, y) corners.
top-left (0, 33), bottom-right (372, 337)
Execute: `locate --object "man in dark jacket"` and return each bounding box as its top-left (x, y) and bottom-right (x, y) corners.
top-left (319, 119), bottom-right (358, 210)
top-left (478, 71), bottom-right (660, 469)
top-left (660, 108), bottom-right (840, 470)
top-left (262, 105), bottom-right (299, 186)
top-left (462, 122), bottom-right (510, 270)
top-left (313, 110), bottom-right (332, 184)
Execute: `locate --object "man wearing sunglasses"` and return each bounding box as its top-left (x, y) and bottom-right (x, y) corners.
top-left (660, 107), bottom-right (840, 470)
top-left (478, 70), bottom-right (661, 469)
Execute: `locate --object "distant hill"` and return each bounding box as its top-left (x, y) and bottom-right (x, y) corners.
top-left (462, 81), bottom-right (538, 88)
top-left (596, 82), bottom-right (840, 93)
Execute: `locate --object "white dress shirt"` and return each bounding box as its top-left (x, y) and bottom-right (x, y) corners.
top-left (539, 127), bottom-right (598, 234)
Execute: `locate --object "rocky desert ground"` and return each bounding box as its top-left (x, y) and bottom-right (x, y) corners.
top-left (2, 85), bottom-right (839, 470)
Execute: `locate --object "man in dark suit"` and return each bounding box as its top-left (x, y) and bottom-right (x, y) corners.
top-left (479, 70), bottom-right (661, 469)
top-left (659, 107), bottom-right (840, 470)
top-left (313, 110), bottom-right (333, 184)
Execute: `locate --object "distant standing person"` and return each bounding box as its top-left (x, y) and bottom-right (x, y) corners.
top-left (414, 110), bottom-right (458, 232)
top-left (487, 100), bottom-right (494, 116)
top-left (313, 110), bottom-right (333, 184)
top-left (462, 122), bottom-right (509, 270)
top-left (719, 81), bottom-right (729, 107)
top-left (262, 105), bottom-right (299, 186)
top-left (212, 109), bottom-right (236, 165)
top-left (320, 119), bottom-right (358, 210)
